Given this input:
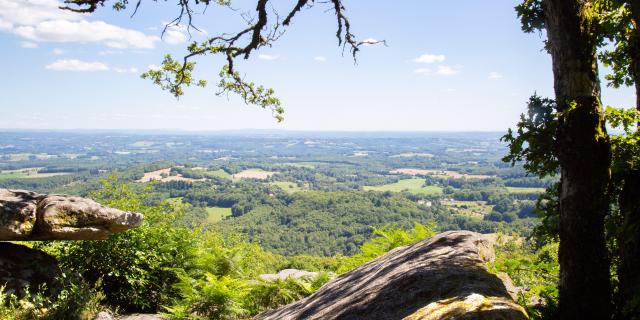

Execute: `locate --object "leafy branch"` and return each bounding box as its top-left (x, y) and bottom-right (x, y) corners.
top-left (61, 0), bottom-right (384, 122)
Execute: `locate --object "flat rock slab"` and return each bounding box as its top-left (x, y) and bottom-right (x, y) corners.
top-left (0, 189), bottom-right (143, 240)
top-left (255, 231), bottom-right (528, 320)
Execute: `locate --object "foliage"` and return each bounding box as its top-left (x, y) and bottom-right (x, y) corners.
top-left (502, 94), bottom-right (559, 178)
top-left (515, 0), bottom-right (545, 33)
top-left (529, 183), bottom-right (560, 246)
top-left (218, 191), bottom-right (445, 256)
top-left (490, 237), bottom-right (559, 320)
top-left (40, 176), bottom-right (341, 318)
top-left (42, 175), bottom-right (202, 312)
top-left (0, 278), bottom-right (104, 320)
top-left (164, 273), bottom-right (250, 320)
top-left (336, 223), bottom-right (436, 273)
top-left (606, 106), bottom-right (640, 175)
top-left (244, 276), bottom-right (323, 315)
top-left (598, 1), bottom-right (636, 89)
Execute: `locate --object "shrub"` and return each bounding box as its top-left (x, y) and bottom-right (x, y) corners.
top-left (336, 223), bottom-right (436, 274)
top-left (43, 176), bottom-right (201, 312)
top-left (0, 278), bottom-right (104, 320)
top-left (489, 235), bottom-right (559, 320)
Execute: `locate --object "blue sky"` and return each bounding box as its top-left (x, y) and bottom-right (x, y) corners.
top-left (0, 0), bottom-right (635, 131)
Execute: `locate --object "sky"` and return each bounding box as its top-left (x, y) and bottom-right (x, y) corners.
top-left (0, 0), bottom-right (635, 132)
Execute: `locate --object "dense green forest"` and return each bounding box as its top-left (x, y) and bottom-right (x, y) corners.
top-left (0, 131), bottom-right (557, 318)
top-left (0, 131), bottom-right (545, 258)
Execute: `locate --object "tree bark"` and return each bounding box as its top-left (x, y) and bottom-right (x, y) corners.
top-left (619, 171), bottom-right (640, 319)
top-left (542, 0), bottom-right (613, 318)
top-left (618, 2), bottom-right (640, 318)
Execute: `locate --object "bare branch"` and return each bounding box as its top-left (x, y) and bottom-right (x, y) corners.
top-left (283, 0), bottom-right (312, 25)
top-left (62, 0), bottom-right (383, 122)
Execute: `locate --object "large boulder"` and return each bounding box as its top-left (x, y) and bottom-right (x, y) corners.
top-left (0, 242), bottom-right (62, 297)
top-left (255, 231), bottom-right (528, 320)
top-left (0, 189), bottom-right (143, 240)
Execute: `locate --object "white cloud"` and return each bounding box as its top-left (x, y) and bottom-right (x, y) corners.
top-left (0, 19), bottom-right (13, 31)
top-left (258, 54), bottom-right (279, 61)
top-left (114, 67), bottom-right (139, 73)
top-left (98, 50), bottom-right (120, 55)
top-left (164, 29), bottom-right (186, 44)
top-left (414, 65), bottom-right (462, 76)
top-left (45, 59), bottom-right (109, 71)
top-left (14, 20), bottom-right (159, 49)
top-left (0, 0), bottom-right (81, 26)
top-left (147, 64), bottom-right (160, 71)
top-left (163, 24), bottom-right (187, 45)
top-left (361, 38), bottom-right (381, 46)
top-left (51, 48), bottom-right (63, 55)
top-left (20, 41), bottom-right (38, 48)
top-left (414, 54), bottom-right (446, 64)
top-left (435, 65), bottom-right (461, 76)
top-left (313, 56), bottom-right (326, 62)
top-left (0, 0), bottom-right (159, 49)
top-left (488, 71), bottom-right (503, 80)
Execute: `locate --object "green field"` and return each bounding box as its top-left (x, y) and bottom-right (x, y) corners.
top-left (442, 200), bottom-right (493, 218)
top-left (0, 168), bottom-right (69, 180)
top-left (506, 187), bottom-right (546, 194)
top-left (364, 178), bottom-right (443, 195)
top-left (206, 207), bottom-right (233, 223)
top-left (270, 181), bottom-right (307, 193)
top-left (206, 169), bottom-right (232, 179)
top-left (232, 168), bottom-right (276, 180)
top-left (0, 172), bottom-right (27, 180)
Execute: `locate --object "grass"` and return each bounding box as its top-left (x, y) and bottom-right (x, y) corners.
top-left (0, 168), bottom-right (69, 180)
top-left (206, 207), bottom-right (232, 223)
top-left (442, 200), bottom-right (494, 218)
top-left (506, 187), bottom-right (546, 194)
top-left (364, 178), bottom-right (443, 195)
top-left (20, 173), bottom-right (69, 179)
top-left (4, 153), bottom-right (55, 161)
top-left (232, 168), bottom-right (276, 180)
top-left (0, 172), bottom-right (27, 179)
top-left (206, 169), bottom-right (231, 179)
top-left (270, 181), bottom-right (307, 193)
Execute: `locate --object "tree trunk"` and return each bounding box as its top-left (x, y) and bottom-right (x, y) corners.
top-left (542, 0), bottom-right (613, 318)
top-left (619, 171), bottom-right (640, 319)
top-left (618, 2), bottom-right (640, 318)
